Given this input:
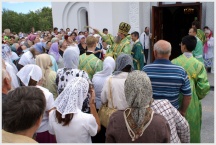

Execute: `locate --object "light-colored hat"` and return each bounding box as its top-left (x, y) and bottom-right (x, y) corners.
top-left (118, 22), bottom-right (131, 35)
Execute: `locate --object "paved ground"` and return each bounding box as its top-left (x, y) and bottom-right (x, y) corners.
top-left (201, 73), bottom-right (214, 143)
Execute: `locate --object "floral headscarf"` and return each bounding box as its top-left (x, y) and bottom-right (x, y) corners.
top-left (54, 77), bottom-right (89, 118)
top-left (124, 70), bottom-right (154, 141)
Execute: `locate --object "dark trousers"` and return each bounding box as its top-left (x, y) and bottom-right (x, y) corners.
top-left (91, 109), bottom-right (106, 143)
top-left (144, 49), bottom-right (149, 64)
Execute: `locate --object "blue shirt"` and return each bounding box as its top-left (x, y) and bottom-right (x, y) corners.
top-left (142, 59), bottom-right (191, 109)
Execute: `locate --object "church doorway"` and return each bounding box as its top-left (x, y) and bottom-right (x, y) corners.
top-left (151, 2), bottom-right (202, 62)
top-left (78, 8), bottom-right (89, 31)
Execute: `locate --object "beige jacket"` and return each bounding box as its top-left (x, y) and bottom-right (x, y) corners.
top-left (2, 130), bottom-right (37, 143)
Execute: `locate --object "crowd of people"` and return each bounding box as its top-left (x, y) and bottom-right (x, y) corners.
top-left (1, 19), bottom-right (213, 143)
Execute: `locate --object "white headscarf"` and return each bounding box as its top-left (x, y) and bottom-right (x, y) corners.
top-left (92, 56), bottom-right (116, 109)
top-left (63, 47), bottom-right (79, 69)
top-left (67, 45), bottom-right (80, 56)
top-left (17, 64), bottom-right (42, 86)
top-left (93, 56), bottom-right (115, 78)
top-left (18, 51), bottom-right (36, 66)
top-left (54, 77), bottom-right (89, 118)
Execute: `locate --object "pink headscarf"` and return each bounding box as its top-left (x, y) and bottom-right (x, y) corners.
top-left (27, 34), bottom-right (36, 42)
top-left (48, 42), bottom-right (60, 61)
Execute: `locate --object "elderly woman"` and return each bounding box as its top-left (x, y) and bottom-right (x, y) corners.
top-left (56, 47), bottom-right (90, 112)
top-left (36, 53), bottom-right (58, 99)
top-left (92, 56), bottom-right (115, 143)
top-left (16, 64), bottom-right (56, 143)
top-left (49, 77), bottom-right (101, 143)
top-left (101, 53), bottom-right (134, 110)
top-left (48, 42), bottom-right (64, 69)
top-left (106, 70), bottom-right (171, 143)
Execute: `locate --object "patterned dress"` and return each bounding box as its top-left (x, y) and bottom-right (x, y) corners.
top-left (56, 68), bottom-right (91, 113)
top-left (172, 54), bottom-right (210, 143)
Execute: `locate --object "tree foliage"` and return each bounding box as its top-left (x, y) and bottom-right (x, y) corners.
top-left (2, 7), bottom-right (53, 33)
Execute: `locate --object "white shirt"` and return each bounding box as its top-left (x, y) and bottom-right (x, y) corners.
top-left (36, 86), bottom-right (55, 133)
top-left (48, 110), bottom-right (98, 143)
top-left (204, 37), bottom-right (214, 59)
top-left (140, 32), bottom-right (151, 50)
top-left (101, 72), bottom-right (129, 110)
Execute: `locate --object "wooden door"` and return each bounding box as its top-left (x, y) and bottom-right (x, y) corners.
top-left (151, 6), bottom-right (163, 62)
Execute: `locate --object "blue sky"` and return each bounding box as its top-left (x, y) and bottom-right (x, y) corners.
top-left (2, 2), bottom-right (51, 14)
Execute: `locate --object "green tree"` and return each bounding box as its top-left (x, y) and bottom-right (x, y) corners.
top-left (2, 7), bottom-right (53, 34)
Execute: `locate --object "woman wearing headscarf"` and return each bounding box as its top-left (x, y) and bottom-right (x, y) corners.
top-left (16, 64), bottom-right (56, 143)
top-left (106, 70), bottom-right (171, 143)
top-left (91, 56), bottom-right (115, 143)
top-left (92, 56), bottom-right (116, 110)
top-left (2, 44), bottom-right (20, 89)
top-left (101, 53), bottom-right (134, 110)
top-left (18, 42), bottom-right (45, 68)
top-left (48, 42), bottom-right (64, 69)
top-left (36, 53), bottom-right (58, 99)
top-left (51, 37), bottom-right (59, 44)
top-left (48, 77), bottom-right (101, 143)
top-left (56, 47), bottom-right (90, 112)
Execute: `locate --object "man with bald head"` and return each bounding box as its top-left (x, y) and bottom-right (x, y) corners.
top-left (142, 40), bottom-right (191, 117)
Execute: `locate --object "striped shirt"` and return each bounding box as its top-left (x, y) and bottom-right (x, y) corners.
top-left (143, 59), bottom-right (191, 109)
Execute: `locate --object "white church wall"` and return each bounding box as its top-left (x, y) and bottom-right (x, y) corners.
top-left (141, 2), bottom-right (151, 33)
top-left (129, 2), bottom-right (140, 33)
top-left (67, 2), bottom-right (89, 31)
top-left (201, 2), bottom-right (207, 29)
top-left (88, 2), bottom-right (113, 34)
top-left (205, 2), bottom-right (214, 32)
top-left (112, 2), bottom-right (129, 36)
top-left (51, 2), bottom-right (68, 29)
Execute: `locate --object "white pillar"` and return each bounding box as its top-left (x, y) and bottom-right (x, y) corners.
top-left (205, 2), bottom-right (214, 31)
top-left (129, 2), bottom-right (140, 33)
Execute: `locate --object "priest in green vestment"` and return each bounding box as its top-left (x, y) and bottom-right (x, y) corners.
top-left (192, 20), bottom-right (206, 44)
top-left (93, 22), bottom-right (131, 60)
top-left (172, 35), bottom-right (210, 143)
top-left (188, 27), bottom-right (204, 64)
top-left (131, 31), bottom-right (145, 70)
top-left (79, 36), bottom-right (103, 80)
